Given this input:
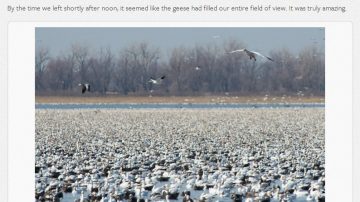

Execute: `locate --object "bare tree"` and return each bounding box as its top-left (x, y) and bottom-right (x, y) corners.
top-left (124, 42), bottom-right (160, 92)
top-left (220, 39), bottom-right (249, 92)
top-left (44, 55), bottom-right (75, 92)
top-left (35, 47), bottom-right (50, 90)
top-left (35, 40), bottom-right (325, 96)
top-left (169, 47), bottom-right (188, 93)
top-left (71, 44), bottom-right (89, 83)
top-left (296, 46), bottom-right (325, 94)
top-left (113, 54), bottom-right (131, 95)
top-left (261, 49), bottom-right (297, 93)
top-left (88, 48), bottom-right (114, 94)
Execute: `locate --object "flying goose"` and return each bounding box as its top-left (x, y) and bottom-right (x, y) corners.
top-left (148, 76), bottom-right (166, 85)
top-left (78, 83), bottom-right (90, 94)
top-left (229, 49), bottom-right (274, 62)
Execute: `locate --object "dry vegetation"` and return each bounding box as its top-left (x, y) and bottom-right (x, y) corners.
top-left (36, 95), bottom-right (324, 104)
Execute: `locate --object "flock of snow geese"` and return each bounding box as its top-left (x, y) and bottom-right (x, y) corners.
top-left (35, 108), bottom-right (325, 202)
top-left (77, 49), bottom-right (273, 94)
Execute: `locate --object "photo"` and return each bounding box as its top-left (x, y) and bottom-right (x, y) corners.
top-left (35, 27), bottom-right (325, 202)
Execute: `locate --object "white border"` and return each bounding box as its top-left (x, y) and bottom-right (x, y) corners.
top-left (8, 22), bottom-right (352, 202)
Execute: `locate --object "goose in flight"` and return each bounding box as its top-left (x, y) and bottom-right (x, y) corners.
top-left (148, 76), bottom-right (165, 85)
top-left (78, 83), bottom-right (90, 94)
top-left (195, 66), bottom-right (201, 71)
top-left (229, 49), bottom-right (274, 62)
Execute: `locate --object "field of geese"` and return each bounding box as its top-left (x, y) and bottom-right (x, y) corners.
top-left (35, 108), bottom-right (325, 202)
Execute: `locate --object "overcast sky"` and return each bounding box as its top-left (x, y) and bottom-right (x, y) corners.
top-left (36, 27), bottom-right (325, 58)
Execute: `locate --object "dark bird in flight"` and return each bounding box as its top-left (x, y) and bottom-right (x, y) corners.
top-left (229, 49), bottom-right (274, 62)
top-left (78, 83), bottom-right (90, 94)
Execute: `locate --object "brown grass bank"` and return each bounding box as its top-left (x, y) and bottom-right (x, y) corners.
top-left (36, 95), bottom-right (324, 104)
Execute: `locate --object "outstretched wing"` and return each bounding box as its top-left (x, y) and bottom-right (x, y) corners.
top-left (81, 86), bottom-right (86, 94)
top-left (228, 49), bottom-right (245, 54)
top-left (252, 51), bottom-right (274, 61)
top-left (148, 78), bottom-right (156, 83)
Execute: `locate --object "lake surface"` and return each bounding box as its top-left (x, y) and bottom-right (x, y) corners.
top-left (35, 103), bottom-right (325, 110)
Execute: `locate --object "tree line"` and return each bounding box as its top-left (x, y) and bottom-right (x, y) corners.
top-left (35, 40), bottom-right (324, 96)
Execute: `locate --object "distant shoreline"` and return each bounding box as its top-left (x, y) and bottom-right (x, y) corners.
top-left (36, 95), bottom-right (325, 104)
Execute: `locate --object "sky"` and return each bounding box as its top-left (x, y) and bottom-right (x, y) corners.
top-left (35, 27), bottom-right (325, 58)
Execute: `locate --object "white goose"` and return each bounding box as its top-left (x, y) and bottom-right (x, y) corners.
top-left (78, 83), bottom-right (90, 94)
top-left (229, 49), bottom-right (274, 62)
top-left (148, 76), bottom-right (165, 85)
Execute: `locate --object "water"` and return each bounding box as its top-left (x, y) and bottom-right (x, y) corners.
top-left (35, 103), bottom-right (324, 110)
